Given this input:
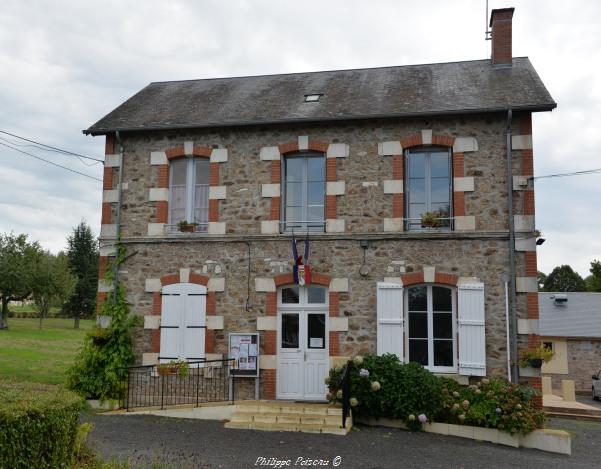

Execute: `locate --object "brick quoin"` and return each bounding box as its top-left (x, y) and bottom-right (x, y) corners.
top-left (392, 155), bottom-right (404, 179)
top-left (105, 134), bottom-right (115, 155)
top-left (530, 376), bottom-right (543, 409)
top-left (150, 329), bottom-right (160, 353)
top-left (453, 191), bottom-right (465, 216)
top-left (206, 291), bottom-right (216, 314)
top-left (452, 152), bottom-right (465, 177)
top-left (270, 197), bottom-right (280, 221)
top-left (101, 202), bottom-right (112, 224)
top-left (527, 292), bottom-right (539, 319)
top-left (209, 163), bottom-right (220, 186)
top-left (264, 330), bottom-right (276, 355)
top-left (262, 369), bottom-right (276, 400)
top-left (96, 291), bottom-right (107, 315)
top-left (520, 113), bottom-right (533, 135)
top-left (208, 199), bottom-right (219, 222)
top-left (205, 330), bottom-right (215, 353)
top-left (392, 193), bottom-right (404, 218)
top-left (329, 331), bottom-right (340, 356)
top-left (102, 167), bottom-right (114, 190)
top-left (157, 165), bottom-right (169, 188)
top-left (326, 158), bottom-right (337, 182)
top-left (326, 195), bottom-right (337, 219)
top-left (98, 256), bottom-right (109, 279)
top-left (525, 251), bottom-right (537, 277)
top-left (155, 201), bottom-right (168, 223)
top-left (329, 292), bottom-right (339, 317)
top-left (152, 292), bottom-right (161, 314)
top-left (523, 190), bottom-right (535, 215)
top-left (265, 292), bottom-right (277, 315)
top-left (271, 160), bottom-right (281, 184)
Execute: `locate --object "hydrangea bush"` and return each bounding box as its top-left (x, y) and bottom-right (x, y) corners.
top-left (327, 354), bottom-right (544, 435)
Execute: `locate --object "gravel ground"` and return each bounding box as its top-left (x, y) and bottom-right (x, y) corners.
top-left (84, 414), bottom-right (601, 469)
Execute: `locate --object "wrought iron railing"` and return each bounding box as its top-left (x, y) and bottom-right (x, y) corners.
top-left (122, 359), bottom-right (236, 411)
top-left (340, 360), bottom-right (353, 429)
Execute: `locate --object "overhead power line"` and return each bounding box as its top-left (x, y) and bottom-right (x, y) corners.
top-left (0, 142), bottom-right (102, 182)
top-left (0, 130), bottom-right (103, 163)
top-left (531, 168), bottom-right (601, 180)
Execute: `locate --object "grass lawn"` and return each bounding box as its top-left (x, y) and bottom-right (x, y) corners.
top-left (0, 317), bottom-right (93, 385)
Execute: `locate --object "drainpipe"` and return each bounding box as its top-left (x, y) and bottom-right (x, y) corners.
top-left (113, 131), bottom-right (124, 302)
top-left (506, 109), bottom-right (519, 382)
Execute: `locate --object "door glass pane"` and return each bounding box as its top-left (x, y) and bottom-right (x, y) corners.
top-left (307, 205), bottom-right (324, 221)
top-left (433, 286), bottom-right (452, 311)
top-left (307, 157), bottom-right (325, 182)
top-left (285, 158), bottom-right (303, 181)
top-left (307, 314), bottom-right (326, 349)
top-left (409, 312), bottom-right (428, 338)
top-left (281, 314), bottom-right (299, 348)
top-left (307, 286), bottom-right (326, 304)
top-left (281, 287), bottom-right (299, 304)
top-left (408, 286), bottom-right (427, 311)
top-left (431, 152), bottom-right (449, 177)
top-left (194, 185), bottom-right (209, 219)
top-left (307, 182), bottom-right (324, 205)
top-left (409, 153), bottom-right (425, 177)
top-left (433, 313), bottom-right (452, 339)
top-left (409, 179), bottom-right (425, 203)
top-left (285, 206), bottom-right (302, 225)
top-left (409, 203), bottom-right (426, 221)
top-left (434, 340), bottom-right (453, 366)
top-left (195, 159), bottom-right (209, 185)
top-left (409, 339), bottom-right (428, 365)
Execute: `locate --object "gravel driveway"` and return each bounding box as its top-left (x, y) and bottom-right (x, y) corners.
top-left (84, 414), bottom-right (601, 469)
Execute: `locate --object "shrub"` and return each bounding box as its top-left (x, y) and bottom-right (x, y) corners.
top-left (327, 354), bottom-right (545, 434)
top-left (327, 354), bottom-right (444, 429)
top-left (0, 381), bottom-right (83, 468)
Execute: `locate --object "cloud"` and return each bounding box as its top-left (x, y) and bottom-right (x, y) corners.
top-left (0, 0), bottom-right (600, 276)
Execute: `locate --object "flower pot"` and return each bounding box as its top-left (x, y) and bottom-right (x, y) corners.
top-left (179, 224), bottom-right (195, 233)
top-left (528, 358), bottom-right (543, 368)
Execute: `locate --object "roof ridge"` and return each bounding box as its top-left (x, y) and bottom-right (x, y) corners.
top-left (148, 57), bottom-right (532, 85)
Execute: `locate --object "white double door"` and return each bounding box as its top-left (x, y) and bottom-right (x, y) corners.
top-left (159, 282), bottom-right (206, 363)
top-left (277, 308), bottom-right (329, 401)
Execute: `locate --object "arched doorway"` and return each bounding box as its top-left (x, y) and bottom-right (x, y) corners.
top-left (277, 284), bottom-right (329, 400)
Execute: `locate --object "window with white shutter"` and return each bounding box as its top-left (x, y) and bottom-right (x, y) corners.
top-left (376, 282), bottom-right (404, 360)
top-left (457, 283), bottom-right (486, 376)
top-left (159, 283), bottom-right (207, 363)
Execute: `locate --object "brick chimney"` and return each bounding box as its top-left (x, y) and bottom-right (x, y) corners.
top-left (490, 7), bottom-right (515, 67)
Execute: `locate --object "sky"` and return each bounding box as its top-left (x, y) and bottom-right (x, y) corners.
top-left (0, 0), bottom-right (599, 277)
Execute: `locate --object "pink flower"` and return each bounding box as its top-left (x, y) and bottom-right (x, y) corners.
top-left (418, 414), bottom-right (428, 423)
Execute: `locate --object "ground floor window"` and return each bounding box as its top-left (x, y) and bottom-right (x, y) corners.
top-left (406, 284), bottom-right (456, 372)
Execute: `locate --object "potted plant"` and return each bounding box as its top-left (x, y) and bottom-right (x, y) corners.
top-left (177, 220), bottom-right (198, 233)
top-left (157, 359), bottom-right (190, 378)
top-left (91, 327), bottom-right (110, 346)
top-left (519, 345), bottom-right (554, 369)
top-left (421, 212), bottom-right (440, 229)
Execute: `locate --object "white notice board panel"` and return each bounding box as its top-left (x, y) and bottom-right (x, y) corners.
top-left (229, 333), bottom-right (260, 377)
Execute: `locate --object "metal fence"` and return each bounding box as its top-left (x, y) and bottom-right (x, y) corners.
top-left (123, 359), bottom-right (236, 410)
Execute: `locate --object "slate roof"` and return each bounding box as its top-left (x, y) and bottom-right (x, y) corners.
top-left (85, 57), bottom-right (556, 135)
top-left (539, 293), bottom-right (601, 339)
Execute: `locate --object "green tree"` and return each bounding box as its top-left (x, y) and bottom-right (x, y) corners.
top-left (64, 221), bottom-right (99, 329)
top-left (585, 260), bottom-right (601, 292)
top-left (542, 265), bottom-right (587, 292)
top-left (0, 233), bottom-right (42, 329)
top-left (31, 251), bottom-right (77, 329)
top-left (537, 271), bottom-right (547, 291)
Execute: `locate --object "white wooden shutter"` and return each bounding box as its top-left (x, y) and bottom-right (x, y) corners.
top-left (376, 282), bottom-right (404, 360)
top-left (182, 283), bottom-right (206, 361)
top-left (457, 283), bottom-right (486, 376)
top-left (160, 283), bottom-right (182, 363)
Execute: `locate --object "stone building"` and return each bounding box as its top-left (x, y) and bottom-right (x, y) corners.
top-left (85, 8), bottom-right (556, 401)
top-left (540, 293), bottom-right (601, 393)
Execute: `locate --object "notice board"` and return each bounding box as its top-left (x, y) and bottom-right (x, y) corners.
top-left (229, 333), bottom-right (260, 377)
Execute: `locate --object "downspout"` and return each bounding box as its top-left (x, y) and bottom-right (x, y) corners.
top-left (113, 131), bottom-right (124, 302)
top-left (506, 109), bottom-right (519, 382)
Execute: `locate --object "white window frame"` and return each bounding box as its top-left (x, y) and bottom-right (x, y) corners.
top-left (281, 153), bottom-right (326, 233)
top-left (404, 147), bottom-right (453, 231)
top-left (168, 157), bottom-right (209, 233)
top-left (277, 285), bottom-right (329, 310)
top-left (404, 284), bottom-right (457, 373)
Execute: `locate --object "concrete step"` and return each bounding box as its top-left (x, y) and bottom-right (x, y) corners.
top-left (225, 420), bottom-right (349, 435)
top-left (546, 411), bottom-right (601, 421)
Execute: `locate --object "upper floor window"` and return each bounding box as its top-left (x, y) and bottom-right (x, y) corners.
top-left (406, 284), bottom-right (456, 372)
top-left (282, 153), bottom-right (325, 232)
top-left (405, 148), bottom-right (452, 231)
top-left (169, 157), bottom-right (209, 233)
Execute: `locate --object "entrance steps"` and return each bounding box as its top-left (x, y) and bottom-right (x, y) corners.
top-left (225, 400), bottom-right (351, 435)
